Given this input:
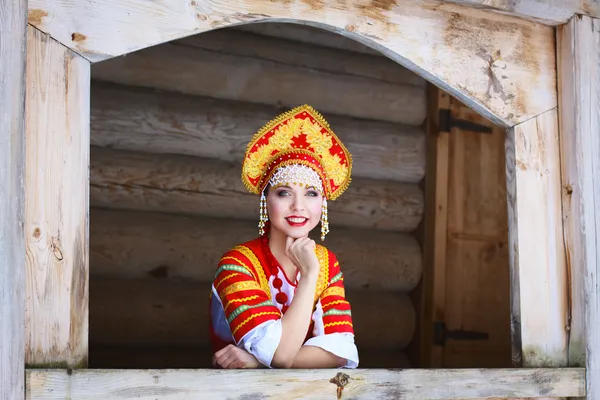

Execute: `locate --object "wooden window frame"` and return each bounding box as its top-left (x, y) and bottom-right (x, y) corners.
top-left (1, 1), bottom-right (597, 399)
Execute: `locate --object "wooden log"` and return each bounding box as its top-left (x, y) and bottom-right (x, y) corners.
top-left (90, 208), bottom-right (423, 291)
top-left (505, 108), bottom-right (569, 367)
top-left (90, 82), bottom-right (426, 183)
top-left (89, 278), bottom-right (416, 350)
top-left (89, 147), bottom-right (424, 232)
top-left (0, 0), bottom-right (27, 397)
top-left (25, 367), bottom-right (587, 400)
top-left (176, 27), bottom-right (425, 87)
top-left (91, 42), bottom-right (427, 126)
top-left (29, 0), bottom-right (557, 127)
top-left (235, 23), bottom-right (383, 56)
top-left (89, 345), bottom-right (411, 369)
top-left (24, 27), bottom-right (90, 368)
top-left (557, 15), bottom-right (600, 400)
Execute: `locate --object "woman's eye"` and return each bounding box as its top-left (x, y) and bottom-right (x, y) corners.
top-left (277, 190), bottom-right (290, 196)
top-left (307, 191), bottom-right (319, 197)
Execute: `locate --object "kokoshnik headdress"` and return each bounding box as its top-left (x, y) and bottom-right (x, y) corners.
top-left (241, 104), bottom-right (353, 241)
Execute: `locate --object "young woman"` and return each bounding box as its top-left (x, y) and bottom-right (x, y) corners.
top-left (208, 104), bottom-right (359, 369)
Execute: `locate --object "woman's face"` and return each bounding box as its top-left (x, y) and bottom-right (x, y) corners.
top-left (266, 182), bottom-right (323, 239)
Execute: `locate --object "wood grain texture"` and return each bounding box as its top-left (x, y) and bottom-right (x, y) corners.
top-left (505, 108), bottom-right (569, 367)
top-left (25, 367), bottom-right (586, 400)
top-left (442, 98), bottom-right (512, 369)
top-left (24, 27), bottom-right (90, 368)
top-left (557, 14), bottom-right (600, 399)
top-left (91, 42), bottom-right (427, 126)
top-left (90, 82), bottom-right (426, 183)
top-left (89, 147), bottom-right (424, 232)
top-left (417, 86), bottom-right (450, 368)
top-left (420, 0), bottom-right (600, 25)
top-left (28, 0), bottom-right (556, 126)
top-left (89, 278), bottom-right (416, 350)
top-left (0, 0), bottom-right (27, 397)
top-left (177, 28), bottom-right (425, 87)
top-left (235, 23), bottom-right (383, 56)
top-left (90, 208), bottom-right (423, 291)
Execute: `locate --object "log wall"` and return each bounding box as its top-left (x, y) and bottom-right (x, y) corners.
top-left (89, 23), bottom-right (427, 368)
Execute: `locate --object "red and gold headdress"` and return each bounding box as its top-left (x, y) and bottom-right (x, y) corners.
top-left (241, 104), bottom-right (352, 201)
top-left (241, 105), bottom-right (352, 240)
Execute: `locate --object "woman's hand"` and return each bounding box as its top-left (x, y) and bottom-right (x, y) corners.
top-left (285, 236), bottom-right (320, 278)
top-left (212, 344), bottom-right (264, 369)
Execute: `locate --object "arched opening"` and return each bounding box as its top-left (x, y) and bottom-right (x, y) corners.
top-left (85, 21), bottom-right (512, 370)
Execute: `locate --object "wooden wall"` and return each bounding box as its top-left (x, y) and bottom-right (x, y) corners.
top-left (87, 22), bottom-right (427, 369)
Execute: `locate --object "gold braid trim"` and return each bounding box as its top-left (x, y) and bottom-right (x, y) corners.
top-left (231, 311), bottom-right (281, 336)
top-left (321, 299), bottom-right (350, 309)
top-left (223, 295), bottom-right (261, 312)
top-left (219, 256), bottom-right (257, 281)
top-left (323, 321), bottom-right (353, 329)
top-left (233, 245), bottom-right (271, 297)
top-left (321, 286), bottom-right (345, 299)
top-left (220, 281), bottom-right (262, 297)
top-left (314, 245), bottom-right (329, 303)
top-left (215, 273), bottom-right (240, 290)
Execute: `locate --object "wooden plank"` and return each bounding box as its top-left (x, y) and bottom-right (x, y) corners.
top-left (89, 345), bottom-right (411, 369)
top-left (416, 85), bottom-right (450, 368)
top-left (90, 208), bottom-right (423, 291)
top-left (441, 97), bottom-right (512, 369)
top-left (176, 28), bottom-right (425, 87)
top-left (89, 147), bottom-right (424, 232)
top-left (28, 0), bottom-right (557, 127)
top-left (89, 278), bottom-right (416, 350)
top-left (0, 0), bottom-right (27, 397)
top-left (90, 82), bottom-right (426, 183)
top-left (557, 14), bottom-right (600, 400)
top-left (505, 108), bottom-right (569, 367)
top-left (24, 27), bottom-right (90, 368)
top-left (91, 42), bottom-right (427, 126)
top-left (25, 367), bottom-right (586, 399)
top-left (426, 0), bottom-right (598, 25)
top-left (235, 23), bottom-right (383, 56)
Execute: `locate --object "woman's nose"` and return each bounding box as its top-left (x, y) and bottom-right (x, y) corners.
top-left (291, 196), bottom-right (305, 211)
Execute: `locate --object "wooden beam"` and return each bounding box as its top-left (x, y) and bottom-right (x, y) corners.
top-left (90, 82), bottom-right (426, 183)
top-left (505, 108), bottom-right (569, 367)
top-left (0, 0), bottom-right (27, 397)
top-left (24, 27), bottom-right (90, 368)
top-left (91, 42), bottom-right (427, 126)
top-left (235, 23), bottom-right (383, 56)
top-left (176, 28), bottom-right (425, 87)
top-left (28, 0), bottom-right (556, 127)
top-left (557, 14), bottom-right (600, 400)
top-left (25, 368), bottom-right (586, 399)
top-left (90, 208), bottom-right (424, 291)
top-left (89, 278), bottom-right (416, 350)
top-left (89, 147), bottom-right (424, 232)
top-left (418, 85), bottom-right (451, 368)
top-left (434, 0), bottom-right (598, 25)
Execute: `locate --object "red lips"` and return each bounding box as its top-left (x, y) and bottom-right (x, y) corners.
top-left (285, 216), bottom-right (308, 227)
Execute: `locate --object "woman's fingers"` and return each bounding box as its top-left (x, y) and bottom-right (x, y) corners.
top-left (213, 345), bottom-right (236, 368)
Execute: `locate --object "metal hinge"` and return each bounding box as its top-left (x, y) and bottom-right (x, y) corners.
top-left (439, 108), bottom-right (493, 134)
top-left (433, 321), bottom-right (490, 346)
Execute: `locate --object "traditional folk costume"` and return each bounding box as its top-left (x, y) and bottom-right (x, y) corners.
top-left (208, 105), bottom-right (359, 368)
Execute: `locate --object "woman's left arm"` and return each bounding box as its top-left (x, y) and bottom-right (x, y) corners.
top-left (298, 249), bottom-right (359, 368)
top-left (290, 345), bottom-right (346, 368)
